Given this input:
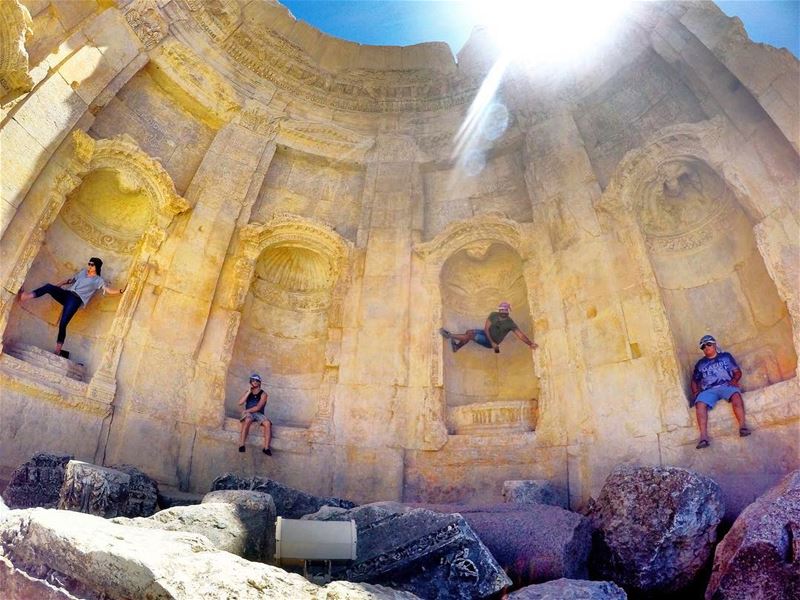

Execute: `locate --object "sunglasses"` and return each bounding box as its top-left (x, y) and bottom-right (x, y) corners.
top-left (249, 379), bottom-right (260, 383)
top-left (701, 342), bottom-right (716, 349)
top-left (88, 262), bottom-right (96, 267)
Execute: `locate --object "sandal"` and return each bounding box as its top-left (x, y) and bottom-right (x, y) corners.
top-left (696, 439), bottom-right (710, 449)
top-left (739, 427), bottom-right (751, 437)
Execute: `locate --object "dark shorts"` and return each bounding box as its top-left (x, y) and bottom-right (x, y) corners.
top-left (469, 329), bottom-right (493, 349)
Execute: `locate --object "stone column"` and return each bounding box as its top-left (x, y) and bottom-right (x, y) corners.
top-left (332, 134), bottom-right (424, 502)
top-left (104, 123), bottom-right (274, 486)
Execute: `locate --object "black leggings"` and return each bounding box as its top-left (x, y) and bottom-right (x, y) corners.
top-left (32, 284), bottom-right (83, 344)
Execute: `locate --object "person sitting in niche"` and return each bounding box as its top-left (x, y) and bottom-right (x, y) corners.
top-left (691, 334), bottom-right (751, 449)
top-left (237, 373), bottom-right (272, 455)
top-left (17, 257), bottom-right (125, 357)
top-left (439, 302), bottom-right (537, 353)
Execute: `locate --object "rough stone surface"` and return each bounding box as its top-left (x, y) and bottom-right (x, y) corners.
top-left (705, 469), bottom-right (800, 600)
top-left (110, 464), bottom-right (159, 518)
top-left (202, 489), bottom-right (277, 562)
top-left (114, 502), bottom-right (255, 560)
top-left (58, 461), bottom-right (131, 518)
top-left (508, 578), bottom-right (628, 599)
top-left (0, 508), bottom-right (422, 599)
top-left (502, 480), bottom-right (568, 508)
top-left (157, 487), bottom-right (204, 509)
top-left (587, 466), bottom-right (724, 594)
top-left (0, 555), bottom-right (81, 600)
top-left (419, 503), bottom-right (591, 586)
top-left (305, 502), bottom-right (512, 598)
top-left (211, 473), bottom-right (356, 519)
top-left (2, 452), bottom-right (73, 509)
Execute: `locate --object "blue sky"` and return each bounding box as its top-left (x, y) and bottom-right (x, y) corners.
top-left (281, 1), bottom-right (800, 58)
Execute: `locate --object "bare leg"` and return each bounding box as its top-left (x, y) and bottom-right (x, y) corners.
top-left (54, 342), bottom-right (63, 356)
top-left (730, 393), bottom-right (749, 435)
top-left (239, 416), bottom-right (253, 450)
top-left (262, 420), bottom-right (272, 455)
top-left (695, 402), bottom-right (709, 447)
top-left (449, 331), bottom-right (475, 352)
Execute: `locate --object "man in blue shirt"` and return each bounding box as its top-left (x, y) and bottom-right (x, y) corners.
top-left (691, 334), bottom-right (751, 449)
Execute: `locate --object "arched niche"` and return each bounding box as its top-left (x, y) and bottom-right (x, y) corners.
top-left (224, 214), bottom-right (351, 429)
top-left (415, 213), bottom-right (540, 436)
top-left (635, 158), bottom-right (796, 390)
top-left (599, 118), bottom-right (799, 402)
top-left (2, 131), bottom-right (189, 396)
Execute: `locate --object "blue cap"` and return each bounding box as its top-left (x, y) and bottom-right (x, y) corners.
top-left (249, 373), bottom-right (262, 382)
top-left (699, 335), bottom-right (716, 348)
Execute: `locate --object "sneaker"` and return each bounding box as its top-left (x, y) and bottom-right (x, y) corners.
top-left (450, 339), bottom-right (460, 353)
top-left (439, 328), bottom-right (451, 339)
top-left (263, 447), bottom-right (272, 456)
top-left (238, 445), bottom-right (246, 453)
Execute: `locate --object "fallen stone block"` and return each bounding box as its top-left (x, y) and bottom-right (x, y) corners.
top-left (705, 469), bottom-right (800, 600)
top-left (157, 486), bottom-right (203, 509)
top-left (508, 577), bottom-right (627, 599)
top-left (418, 503), bottom-right (591, 587)
top-left (0, 508), bottom-right (421, 599)
top-left (202, 489), bottom-right (277, 562)
top-left (306, 502), bottom-right (512, 599)
top-left (587, 465), bottom-right (723, 595)
top-left (502, 480), bottom-right (567, 508)
top-left (110, 464), bottom-right (159, 518)
top-left (2, 452), bottom-right (73, 509)
top-left (58, 461), bottom-right (130, 519)
top-left (211, 473), bottom-right (356, 519)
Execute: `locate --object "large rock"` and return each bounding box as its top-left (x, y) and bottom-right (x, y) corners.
top-left (508, 578), bottom-right (627, 599)
top-left (419, 503), bottom-right (591, 586)
top-left (502, 480), bottom-right (568, 508)
top-left (1, 555), bottom-right (80, 600)
top-left (2, 452), bottom-right (73, 508)
top-left (202, 489), bottom-right (277, 562)
top-left (705, 469), bottom-right (800, 600)
top-left (110, 464), bottom-right (159, 518)
top-left (211, 473), bottom-right (356, 519)
top-left (158, 487), bottom-right (203, 509)
top-left (0, 508), bottom-right (421, 599)
top-left (305, 502), bottom-right (512, 599)
top-left (115, 502), bottom-right (256, 560)
top-left (58, 461), bottom-right (130, 518)
top-left (587, 465), bottom-right (724, 595)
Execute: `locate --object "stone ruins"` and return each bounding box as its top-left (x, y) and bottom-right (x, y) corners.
top-left (0, 0), bottom-right (798, 527)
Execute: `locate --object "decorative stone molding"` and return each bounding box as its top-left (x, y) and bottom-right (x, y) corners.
top-left (414, 212), bottom-right (524, 264)
top-left (447, 399), bottom-right (537, 435)
top-left (278, 120), bottom-right (375, 163)
top-left (0, 0), bottom-right (33, 97)
top-left (180, 0), bottom-right (480, 113)
top-left (124, 0), bottom-right (169, 51)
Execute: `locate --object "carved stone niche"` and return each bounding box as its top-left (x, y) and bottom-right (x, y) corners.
top-left (225, 214), bottom-right (352, 430)
top-left (0, 0), bottom-right (34, 98)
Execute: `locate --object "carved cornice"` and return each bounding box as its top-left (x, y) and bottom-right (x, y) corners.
top-left (414, 212), bottom-right (523, 265)
top-left (278, 120), bottom-right (375, 163)
top-left (0, 0), bottom-right (33, 97)
top-left (180, 0), bottom-right (479, 113)
top-left (124, 0), bottom-right (169, 51)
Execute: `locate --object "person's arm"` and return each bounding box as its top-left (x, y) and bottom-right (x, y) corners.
top-left (730, 368), bottom-right (742, 387)
top-left (513, 328), bottom-right (538, 349)
top-left (253, 392), bottom-right (267, 413)
top-left (104, 284), bottom-right (126, 296)
top-left (237, 391), bottom-right (249, 407)
top-left (57, 273), bottom-right (78, 287)
top-left (690, 378), bottom-right (700, 399)
top-left (484, 318), bottom-right (499, 352)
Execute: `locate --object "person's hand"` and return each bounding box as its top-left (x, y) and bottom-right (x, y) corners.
top-left (529, 342), bottom-right (538, 350)
top-left (730, 380), bottom-right (740, 388)
top-left (493, 345), bottom-right (500, 353)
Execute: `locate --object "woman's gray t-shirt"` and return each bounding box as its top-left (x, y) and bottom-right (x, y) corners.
top-left (68, 269), bottom-right (106, 306)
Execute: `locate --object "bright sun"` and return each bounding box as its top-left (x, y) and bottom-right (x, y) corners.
top-left (466, 0), bottom-right (633, 64)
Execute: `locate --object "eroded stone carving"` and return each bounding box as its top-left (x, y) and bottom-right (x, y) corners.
top-left (58, 461), bottom-right (131, 518)
top-left (0, 0), bottom-right (33, 97)
top-left (124, 0), bottom-right (169, 51)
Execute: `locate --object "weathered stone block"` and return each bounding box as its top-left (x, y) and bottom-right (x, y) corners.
top-left (502, 480), bottom-right (567, 508)
top-left (211, 473), bottom-right (356, 519)
top-left (508, 578), bottom-right (628, 599)
top-left (58, 461), bottom-right (131, 518)
top-left (202, 489), bottom-right (277, 562)
top-left (705, 469), bottom-right (800, 600)
top-left (109, 464), bottom-right (158, 518)
top-left (587, 465), bottom-right (724, 594)
top-left (2, 452), bottom-right (73, 509)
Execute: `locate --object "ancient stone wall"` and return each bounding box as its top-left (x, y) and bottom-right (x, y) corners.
top-left (1, 0), bottom-right (797, 518)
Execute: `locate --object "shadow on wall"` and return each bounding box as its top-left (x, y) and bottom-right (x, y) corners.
top-left (636, 159), bottom-right (797, 395)
top-left (5, 168), bottom-right (148, 373)
top-left (440, 242), bottom-right (539, 433)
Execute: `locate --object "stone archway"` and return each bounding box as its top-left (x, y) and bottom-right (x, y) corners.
top-left (598, 118), bottom-right (799, 403)
top-left (1, 131), bottom-right (189, 400)
top-left (0, 0), bottom-right (33, 99)
top-left (414, 212), bottom-right (540, 436)
top-left (219, 213), bottom-right (352, 436)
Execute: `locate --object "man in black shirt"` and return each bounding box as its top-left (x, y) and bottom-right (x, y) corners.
top-left (237, 373), bottom-right (272, 455)
top-left (439, 302), bottom-right (537, 353)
